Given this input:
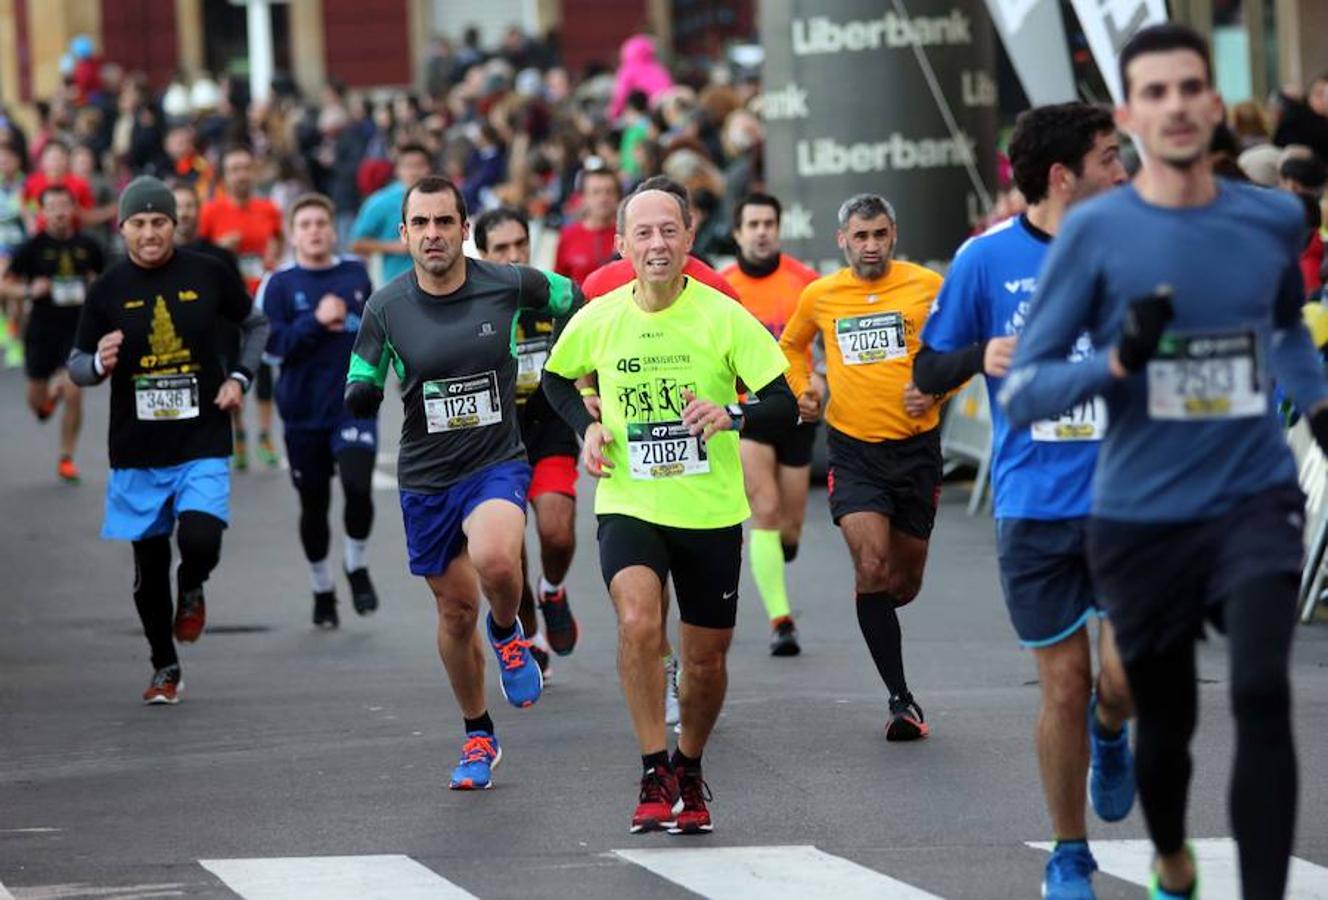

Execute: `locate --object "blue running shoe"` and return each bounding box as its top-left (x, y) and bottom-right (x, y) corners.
top-left (1043, 841), bottom-right (1098, 899)
top-left (1088, 695), bottom-right (1135, 822)
top-left (449, 731), bottom-right (502, 790)
top-left (487, 614), bottom-right (543, 708)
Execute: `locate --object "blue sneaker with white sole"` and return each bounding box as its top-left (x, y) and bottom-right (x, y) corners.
top-left (1043, 841), bottom-right (1098, 899)
top-left (449, 731), bottom-right (502, 790)
top-left (1088, 695), bottom-right (1135, 822)
top-left (486, 614), bottom-right (543, 708)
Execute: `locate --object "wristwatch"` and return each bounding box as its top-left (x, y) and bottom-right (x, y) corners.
top-left (725, 403), bottom-right (745, 432)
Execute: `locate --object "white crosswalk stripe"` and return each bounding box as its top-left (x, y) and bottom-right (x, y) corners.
top-left (612, 845), bottom-right (944, 899)
top-left (199, 855), bottom-right (477, 900)
top-left (1028, 838), bottom-right (1328, 898)
top-left (0, 878), bottom-right (15, 900)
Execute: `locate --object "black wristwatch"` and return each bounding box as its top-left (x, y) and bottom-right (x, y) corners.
top-left (726, 403), bottom-right (745, 432)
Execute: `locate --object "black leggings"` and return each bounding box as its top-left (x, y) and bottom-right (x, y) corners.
top-left (296, 448), bottom-right (374, 562)
top-left (131, 512), bottom-right (225, 669)
top-left (1126, 572), bottom-right (1298, 900)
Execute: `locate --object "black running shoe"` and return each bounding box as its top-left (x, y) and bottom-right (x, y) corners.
top-left (313, 590), bottom-right (339, 629)
top-left (538, 587), bottom-right (579, 656)
top-left (885, 693), bottom-right (929, 741)
top-left (345, 567), bottom-right (379, 615)
top-left (530, 643), bottom-right (550, 677)
top-left (770, 618), bottom-right (801, 657)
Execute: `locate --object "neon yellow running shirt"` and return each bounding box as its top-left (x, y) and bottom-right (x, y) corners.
top-left (545, 277), bottom-right (787, 528)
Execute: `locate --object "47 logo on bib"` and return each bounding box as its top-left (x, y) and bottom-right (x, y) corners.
top-left (836, 312), bottom-right (907, 365)
top-left (423, 372), bottom-right (502, 433)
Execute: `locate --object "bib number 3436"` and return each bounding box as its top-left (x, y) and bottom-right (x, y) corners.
top-left (1147, 330), bottom-right (1266, 420)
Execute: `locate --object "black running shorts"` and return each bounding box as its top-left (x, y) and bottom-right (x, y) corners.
top-left (1087, 484), bottom-right (1305, 664)
top-left (742, 420), bottom-right (818, 468)
top-left (826, 426), bottom-right (942, 539)
top-left (596, 514), bottom-right (742, 629)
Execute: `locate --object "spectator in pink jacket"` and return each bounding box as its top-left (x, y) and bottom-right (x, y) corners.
top-left (609, 35), bottom-right (673, 120)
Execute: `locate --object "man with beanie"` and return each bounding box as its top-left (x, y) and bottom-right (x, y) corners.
top-left (68, 175), bottom-right (269, 704)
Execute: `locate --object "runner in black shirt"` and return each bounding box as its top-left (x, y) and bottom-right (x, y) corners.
top-left (2, 185), bottom-right (104, 482)
top-left (68, 176), bottom-right (268, 705)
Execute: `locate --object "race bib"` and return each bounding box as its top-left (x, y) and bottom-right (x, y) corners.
top-left (1147, 329), bottom-right (1266, 421)
top-left (238, 254), bottom-right (266, 281)
top-left (1031, 398), bottom-right (1107, 442)
top-left (836, 312), bottom-right (907, 365)
top-left (134, 373), bottom-right (200, 421)
top-left (50, 276), bottom-right (86, 307)
top-left (515, 336), bottom-right (550, 397)
top-left (423, 372), bottom-right (502, 433)
top-left (627, 420), bottom-right (710, 480)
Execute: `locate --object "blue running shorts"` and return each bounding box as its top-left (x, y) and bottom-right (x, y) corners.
top-left (399, 459), bottom-right (531, 576)
top-left (996, 516), bottom-right (1103, 648)
top-left (102, 457), bottom-right (231, 541)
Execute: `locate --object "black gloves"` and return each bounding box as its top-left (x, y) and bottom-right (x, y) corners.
top-left (345, 382), bottom-right (384, 419)
top-left (1117, 286), bottom-right (1175, 373)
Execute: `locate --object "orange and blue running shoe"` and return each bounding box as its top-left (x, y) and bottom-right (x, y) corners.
top-left (486, 614), bottom-right (543, 708)
top-left (449, 731), bottom-right (501, 790)
top-left (57, 456), bottom-right (80, 484)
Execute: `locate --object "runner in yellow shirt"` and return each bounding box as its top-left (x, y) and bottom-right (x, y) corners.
top-left (780, 192), bottom-right (945, 742)
top-left (542, 188), bottom-right (796, 835)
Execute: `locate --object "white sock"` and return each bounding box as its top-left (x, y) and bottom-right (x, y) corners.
top-left (309, 558), bottom-right (335, 593)
top-left (539, 575), bottom-right (563, 596)
top-left (344, 536), bottom-right (368, 572)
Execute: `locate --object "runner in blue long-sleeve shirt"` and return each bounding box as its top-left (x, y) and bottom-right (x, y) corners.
top-left (1000, 25), bottom-right (1328, 900)
top-left (262, 193), bottom-right (379, 629)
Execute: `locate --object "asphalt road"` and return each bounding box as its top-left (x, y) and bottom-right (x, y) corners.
top-left (2, 368), bottom-right (1328, 900)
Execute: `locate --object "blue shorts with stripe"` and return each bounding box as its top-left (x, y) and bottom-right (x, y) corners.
top-left (102, 457), bottom-right (231, 541)
top-left (996, 516), bottom-right (1103, 648)
top-left (399, 460), bottom-right (530, 576)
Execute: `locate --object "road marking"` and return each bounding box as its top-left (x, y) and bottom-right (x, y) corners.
top-left (1028, 838), bottom-right (1328, 898)
top-left (4, 884), bottom-right (185, 898)
top-left (0, 877), bottom-right (13, 900)
top-left (613, 845), bottom-right (943, 899)
top-left (199, 856), bottom-right (476, 900)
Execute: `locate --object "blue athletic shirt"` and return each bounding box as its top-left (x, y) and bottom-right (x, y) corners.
top-left (1001, 179), bottom-right (1328, 522)
top-left (260, 256), bottom-right (373, 430)
top-left (922, 215), bottom-right (1098, 520)
top-left (349, 181), bottom-right (411, 283)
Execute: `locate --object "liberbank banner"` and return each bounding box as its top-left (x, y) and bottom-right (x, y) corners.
top-left (761, 0), bottom-right (997, 272)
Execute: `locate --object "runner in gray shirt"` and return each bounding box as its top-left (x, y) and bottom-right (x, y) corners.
top-left (345, 175), bottom-right (579, 790)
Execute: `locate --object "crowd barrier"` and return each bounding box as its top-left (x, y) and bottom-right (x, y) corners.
top-left (1291, 418), bottom-right (1328, 623)
top-left (940, 377), bottom-right (992, 516)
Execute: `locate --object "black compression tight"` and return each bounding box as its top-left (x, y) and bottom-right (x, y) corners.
top-left (131, 512), bottom-right (225, 670)
top-left (856, 591), bottom-right (908, 698)
top-left (1125, 573), bottom-right (1298, 900)
top-left (296, 449), bottom-right (374, 562)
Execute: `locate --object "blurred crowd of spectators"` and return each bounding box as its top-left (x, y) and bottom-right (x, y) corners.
top-left (0, 26), bottom-right (768, 263)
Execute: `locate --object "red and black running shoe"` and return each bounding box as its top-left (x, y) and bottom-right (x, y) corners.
top-left (630, 764), bottom-right (679, 834)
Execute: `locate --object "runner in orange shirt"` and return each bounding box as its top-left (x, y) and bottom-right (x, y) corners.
top-left (718, 193), bottom-right (821, 656)
top-left (780, 193), bottom-right (945, 742)
top-left (200, 145), bottom-right (284, 470)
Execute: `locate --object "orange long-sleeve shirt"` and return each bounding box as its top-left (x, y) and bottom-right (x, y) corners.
top-left (780, 261), bottom-right (943, 442)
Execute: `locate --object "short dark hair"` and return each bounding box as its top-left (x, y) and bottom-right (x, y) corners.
top-left (733, 192), bottom-right (781, 232)
top-left (1281, 155), bottom-right (1327, 191)
top-left (579, 166), bottom-right (622, 197)
top-left (39, 183), bottom-right (73, 205)
top-left (617, 179), bottom-right (692, 233)
top-left (1009, 102), bottom-right (1117, 204)
top-left (473, 206), bottom-right (529, 253)
top-left (1119, 23), bottom-right (1212, 99)
top-left (400, 174), bottom-right (467, 226)
top-left (396, 142), bottom-right (432, 164)
top-left (221, 143), bottom-right (255, 164)
top-left (289, 192), bottom-right (336, 224)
